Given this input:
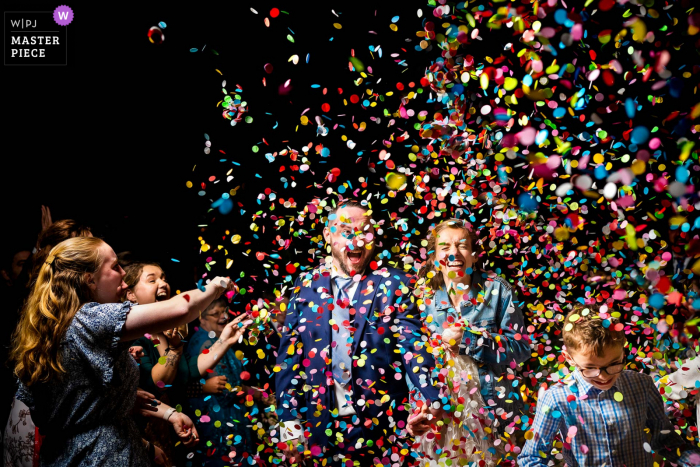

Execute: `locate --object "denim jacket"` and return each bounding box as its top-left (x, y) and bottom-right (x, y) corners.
top-left (418, 271), bottom-right (531, 412)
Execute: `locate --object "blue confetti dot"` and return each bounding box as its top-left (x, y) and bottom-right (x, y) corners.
top-left (630, 126), bottom-right (650, 145)
top-left (624, 98), bottom-right (636, 118)
top-left (649, 293), bottom-right (665, 310)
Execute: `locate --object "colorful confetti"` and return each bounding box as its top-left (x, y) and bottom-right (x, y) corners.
top-left (170, 0), bottom-right (700, 465)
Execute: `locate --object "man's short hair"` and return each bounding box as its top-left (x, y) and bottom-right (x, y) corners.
top-left (327, 199), bottom-right (369, 218)
top-left (562, 304), bottom-right (626, 357)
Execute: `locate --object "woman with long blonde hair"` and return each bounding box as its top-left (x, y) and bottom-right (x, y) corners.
top-left (4, 218), bottom-right (92, 467)
top-left (10, 237), bottom-right (247, 467)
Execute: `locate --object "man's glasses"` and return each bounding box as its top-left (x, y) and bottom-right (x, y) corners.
top-left (570, 355), bottom-right (626, 378)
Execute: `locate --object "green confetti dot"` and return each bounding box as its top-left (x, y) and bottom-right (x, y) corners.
top-left (158, 356), bottom-right (167, 365)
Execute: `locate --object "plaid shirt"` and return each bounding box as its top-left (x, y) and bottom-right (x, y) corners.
top-left (518, 370), bottom-right (699, 467)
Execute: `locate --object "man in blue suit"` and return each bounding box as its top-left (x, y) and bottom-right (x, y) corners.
top-left (275, 200), bottom-right (443, 466)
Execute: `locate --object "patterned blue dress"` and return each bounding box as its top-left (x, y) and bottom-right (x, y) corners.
top-left (16, 301), bottom-right (150, 467)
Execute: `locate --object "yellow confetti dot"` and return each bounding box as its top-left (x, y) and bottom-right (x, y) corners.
top-left (614, 392), bottom-right (623, 402)
top-left (333, 23), bottom-right (342, 29)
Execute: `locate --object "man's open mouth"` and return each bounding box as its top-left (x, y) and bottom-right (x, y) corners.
top-left (447, 260), bottom-right (464, 267)
top-left (347, 250), bottom-right (363, 265)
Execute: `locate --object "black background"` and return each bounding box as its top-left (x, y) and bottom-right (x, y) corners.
top-left (3, 1), bottom-right (432, 289)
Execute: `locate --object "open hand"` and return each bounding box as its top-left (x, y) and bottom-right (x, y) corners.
top-left (219, 314), bottom-right (253, 345)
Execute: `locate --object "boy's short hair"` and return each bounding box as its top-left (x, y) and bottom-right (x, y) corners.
top-left (562, 304), bottom-right (626, 357)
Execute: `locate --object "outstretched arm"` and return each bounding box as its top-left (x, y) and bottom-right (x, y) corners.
top-left (196, 314), bottom-right (251, 375)
top-left (121, 277), bottom-right (235, 341)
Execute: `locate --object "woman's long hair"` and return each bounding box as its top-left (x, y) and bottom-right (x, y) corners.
top-left (417, 218), bottom-right (481, 291)
top-left (11, 236), bottom-right (105, 386)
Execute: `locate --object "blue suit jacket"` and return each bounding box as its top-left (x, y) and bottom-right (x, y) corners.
top-left (275, 265), bottom-right (441, 456)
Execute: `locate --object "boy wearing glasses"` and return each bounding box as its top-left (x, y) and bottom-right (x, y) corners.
top-left (518, 305), bottom-right (699, 467)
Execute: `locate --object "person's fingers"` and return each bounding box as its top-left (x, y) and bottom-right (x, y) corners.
top-left (139, 390), bottom-right (156, 400)
top-left (231, 314), bottom-right (247, 325)
top-left (219, 375), bottom-right (228, 381)
top-left (410, 416), bottom-right (431, 429)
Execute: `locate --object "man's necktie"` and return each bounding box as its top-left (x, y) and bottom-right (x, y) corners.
top-left (331, 276), bottom-right (355, 385)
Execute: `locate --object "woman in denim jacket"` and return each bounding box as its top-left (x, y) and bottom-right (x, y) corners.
top-left (414, 219), bottom-right (531, 430)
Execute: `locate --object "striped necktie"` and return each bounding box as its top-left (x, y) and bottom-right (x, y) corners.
top-left (331, 276), bottom-right (355, 384)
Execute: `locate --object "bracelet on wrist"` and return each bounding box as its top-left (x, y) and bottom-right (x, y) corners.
top-left (163, 407), bottom-right (177, 421)
top-left (164, 345), bottom-right (183, 355)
